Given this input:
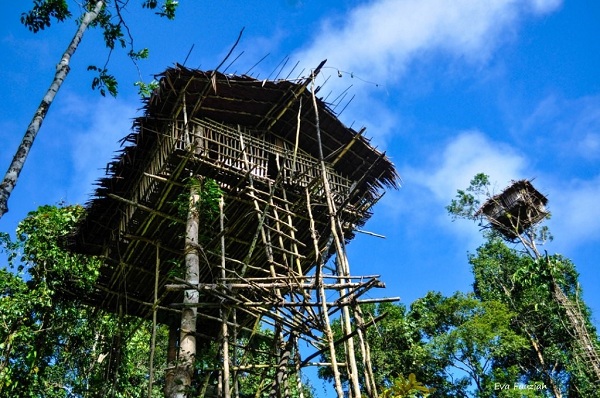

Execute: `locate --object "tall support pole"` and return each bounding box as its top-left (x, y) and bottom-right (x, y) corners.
top-left (148, 243), bottom-right (160, 398)
top-left (306, 188), bottom-right (345, 398)
top-left (233, 308), bottom-right (240, 398)
top-left (292, 334), bottom-right (305, 398)
top-left (164, 323), bottom-right (179, 397)
top-left (220, 196), bottom-right (232, 398)
top-left (168, 185), bottom-right (200, 398)
top-left (310, 77), bottom-right (361, 398)
top-left (354, 306), bottom-right (377, 398)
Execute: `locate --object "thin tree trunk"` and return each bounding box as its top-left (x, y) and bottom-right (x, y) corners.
top-left (0, 1), bottom-right (104, 218)
top-left (167, 186), bottom-right (200, 398)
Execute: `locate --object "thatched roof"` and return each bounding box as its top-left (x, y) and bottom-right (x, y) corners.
top-left (477, 179), bottom-right (548, 238)
top-left (69, 64), bottom-right (400, 328)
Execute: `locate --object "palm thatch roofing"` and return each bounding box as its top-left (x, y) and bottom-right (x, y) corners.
top-left (69, 63), bottom-right (400, 330)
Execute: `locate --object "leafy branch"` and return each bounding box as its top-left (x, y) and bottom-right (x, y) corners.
top-left (379, 373), bottom-right (435, 398)
top-left (20, 0), bottom-right (72, 33)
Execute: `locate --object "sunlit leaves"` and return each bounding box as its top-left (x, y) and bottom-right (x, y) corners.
top-left (380, 373), bottom-right (435, 398)
top-left (134, 79), bottom-right (159, 97)
top-left (446, 173), bottom-right (490, 221)
top-left (161, 0), bottom-right (179, 19)
top-left (10, 205), bottom-right (101, 291)
top-left (129, 47), bottom-right (150, 60)
top-left (410, 292), bottom-right (530, 395)
top-left (142, 0), bottom-right (179, 19)
top-left (468, 238), bottom-right (599, 396)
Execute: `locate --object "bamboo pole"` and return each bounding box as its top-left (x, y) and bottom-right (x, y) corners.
top-left (165, 280), bottom-right (385, 291)
top-left (220, 196), bottom-right (232, 398)
top-left (306, 188), bottom-right (344, 398)
top-left (354, 306), bottom-right (377, 398)
top-left (292, 335), bottom-right (305, 398)
top-left (170, 297), bottom-right (399, 308)
top-left (233, 308), bottom-right (240, 398)
top-left (147, 244), bottom-right (160, 398)
top-left (311, 75), bottom-right (361, 398)
top-left (300, 312), bottom-right (388, 368)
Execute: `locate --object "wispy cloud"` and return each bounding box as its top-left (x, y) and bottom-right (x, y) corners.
top-left (57, 92), bottom-right (138, 203)
top-left (289, 0), bottom-right (562, 146)
top-left (295, 0), bottom-right (561, 86)
top-left (379, 130), bottom-right (528, 245)
top-left (412, 130), bottom-right (527, 202)
top-left (521, 94), bottom-right (600, 162)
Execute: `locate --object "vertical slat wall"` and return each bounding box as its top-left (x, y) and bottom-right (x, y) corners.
top-left (174, 118), bottom-right (352, 201)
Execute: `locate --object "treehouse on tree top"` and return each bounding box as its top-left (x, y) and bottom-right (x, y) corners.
top-left (477, 179), bottom-right (548, 239)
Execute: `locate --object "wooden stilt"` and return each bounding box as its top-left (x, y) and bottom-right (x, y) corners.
top-left (311, 75), bottom-right (362, 398)
top-left (148, 243), bottom-right (160, 398)
top-left (220, 196), bottom-right (232, 398)
top-left (306, 188), bottom-right (345, 398)
top-left (170, 185), bottom-right (200, 398)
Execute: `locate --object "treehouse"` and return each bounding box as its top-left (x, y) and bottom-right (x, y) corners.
top-left (477, 179), bottom-right (548, 239)
top-left (68, 63), bottom-right (399, 398)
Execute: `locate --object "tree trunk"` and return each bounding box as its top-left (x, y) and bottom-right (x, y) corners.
top-left (0, 1), bottom-right (104, 218)
top-left (166, 187), bottom-right (200, 398)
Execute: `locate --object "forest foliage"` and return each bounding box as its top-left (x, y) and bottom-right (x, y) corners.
top-left (0, 205), bottom-right (169, 397)
top-left (3, 172), bottom-right (600, 396)
top-left (318, 174), bottom-right (599, 397)
top-left (0, 205), bottom-right (314, 397)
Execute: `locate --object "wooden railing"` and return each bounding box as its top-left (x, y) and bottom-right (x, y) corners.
top-left (116, 118), bottom-right (354, 235)
top-left (175, 119), bottom-right (353, 199)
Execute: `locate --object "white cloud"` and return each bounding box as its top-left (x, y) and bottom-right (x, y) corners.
top-left (58, 92), bottom-right (138, 203)
top-left (528, 0), bottom-right (562, 13)
top-left (413, 130), bottom-right (527, 202)
top-left (378, 130), bottom-right (528, 246)
top-left (294, 0), bottom-right (562, 86)
top-left (289, 0), bottom-right (563, 147)
top-left (546, 176), bottom-right (600, 250)
top-left (521, 94), bottom-right (600, 161)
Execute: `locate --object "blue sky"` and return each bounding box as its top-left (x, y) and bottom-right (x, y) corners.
top-left (1, 0), bottom-right (600, 393)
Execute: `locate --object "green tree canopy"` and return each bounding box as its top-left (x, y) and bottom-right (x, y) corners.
top-left (1, 204), bottom-right (315, 397)
top-left (448, 174), bottom-right (600, 396)
top-left (0, 205), bottom-right (169, 397)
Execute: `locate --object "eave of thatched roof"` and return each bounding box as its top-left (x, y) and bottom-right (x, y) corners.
top-left (149, 64), bottom-right (399, 187)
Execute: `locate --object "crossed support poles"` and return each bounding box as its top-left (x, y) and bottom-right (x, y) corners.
top-left (163, 180), bottom-right (392, 397)
top-left (161, 84), bottom-right (394, 398)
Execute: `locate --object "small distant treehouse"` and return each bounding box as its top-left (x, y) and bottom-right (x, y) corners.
top-left (477, 181), bottom-right (600, 382)
top-left (476, 179), bottom-right (548, 239)
top-left (71, 63), bottom-right (399, 398)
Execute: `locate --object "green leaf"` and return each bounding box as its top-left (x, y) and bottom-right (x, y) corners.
top-left (87, 65), bottom-right (118, 97)
top-left (129, 48), bottom-right (150, 60)
top-left (134, 79), bottom-right (159, 98)
top-left (21, 0), bottom-right (72, 33)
